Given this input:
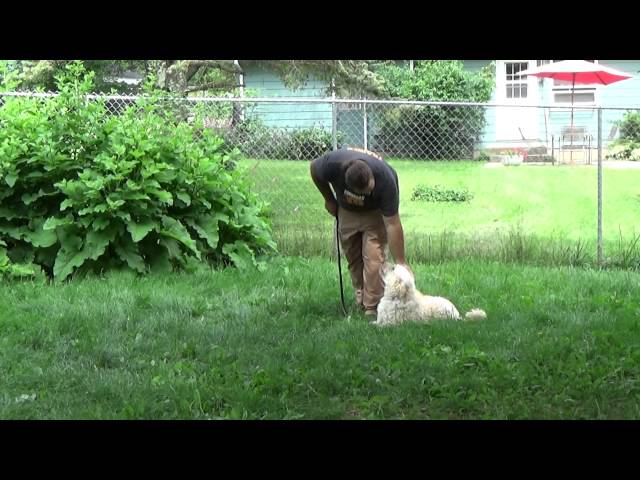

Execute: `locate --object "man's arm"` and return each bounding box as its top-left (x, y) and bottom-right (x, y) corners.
top-left (383, 213), bottom-right (412, 274)
top-left (310, 158), bottom-right (338, 217)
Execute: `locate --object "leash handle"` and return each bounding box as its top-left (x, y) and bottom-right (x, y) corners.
top-left (335, 208), bottom-right (348, 317)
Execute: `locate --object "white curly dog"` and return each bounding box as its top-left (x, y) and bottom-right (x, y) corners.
top-left (374, 264), bottom-right (487, 327)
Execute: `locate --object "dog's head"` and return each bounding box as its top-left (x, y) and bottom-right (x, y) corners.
top-left (381, 263), bottom-right (415, 300)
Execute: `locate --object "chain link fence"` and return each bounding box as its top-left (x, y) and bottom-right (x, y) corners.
top-left (3, 91), bottom-right (636, 161)
top-left (2, 91), bottom-right (640, 267)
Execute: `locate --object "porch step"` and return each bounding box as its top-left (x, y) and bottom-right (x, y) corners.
top-left (524, 153), bottom-right (554, 163)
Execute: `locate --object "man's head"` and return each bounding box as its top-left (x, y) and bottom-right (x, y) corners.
top-left (344, 159), bottom-right (375, 195)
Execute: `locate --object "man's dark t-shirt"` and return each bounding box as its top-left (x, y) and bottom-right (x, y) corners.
top-left (313, 148), bottom-right (400, 217)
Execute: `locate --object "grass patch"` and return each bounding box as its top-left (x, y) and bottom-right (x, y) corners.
top-left (240, 159), bottom-right (640, 268)
top-left (411, 184), bottom-right (474, 202)
top-left (2, 257), bottom-right (640, 419)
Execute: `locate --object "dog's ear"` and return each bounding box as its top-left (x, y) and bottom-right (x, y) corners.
top-left (395, 276), bottom-right (410, 299)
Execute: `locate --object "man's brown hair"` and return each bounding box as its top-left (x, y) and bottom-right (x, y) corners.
top-left (344, 159), bottom-right (373, 192)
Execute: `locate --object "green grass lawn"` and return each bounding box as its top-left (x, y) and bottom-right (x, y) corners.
top-left (2, 256), bottom-right (640, 419)
top-left (240, 159), bottom-right (640, 266)
top-left (3, 159), bottom-right (640, 420)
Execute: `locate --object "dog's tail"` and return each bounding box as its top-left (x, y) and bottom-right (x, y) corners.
top-left (463, 308), bottom-right (487, 321)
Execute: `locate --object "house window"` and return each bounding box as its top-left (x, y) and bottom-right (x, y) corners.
top-left (505, 62), bottom-right (528, 99)
top-left (551, 60), bottom-right (598, 105)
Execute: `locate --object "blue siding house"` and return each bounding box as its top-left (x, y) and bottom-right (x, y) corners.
top-left (241, 63), bottom-right (333, 129)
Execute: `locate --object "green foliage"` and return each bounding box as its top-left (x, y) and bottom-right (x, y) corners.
top-left (287, 128), bottom-right (339, 159)
top-left (224, 119), bottom-right (342, 160)
top-left (7, 60), bottom-right (385, 98)
top-left (0, 239), bottom-right (41, 280)
top-left (3, 60), bottom-right (146, 94)
top-left (373, 61), bottom-right (495, 159)
top-left (475, 150), bottom-right (491, 162)
top-left (608, 112), bottom-right (640, 161)
top-left (0, 61), bottom-right (21, 90)
top-left (605, 143), bottom-right (640, 161)
top-left (618, 111), bottom-right (640, 142)
top-left (411, 184), bottom-right (474, 202)
top-left (0, 61), bottom-right (276, 281)
top-left (377, 60), bottom-right (495, 102)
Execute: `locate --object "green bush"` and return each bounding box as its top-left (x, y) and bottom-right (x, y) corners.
top-left (0, 62), bottom-right (276, 280)
top-left (609, 111), bottom-right (640, 161)
top-left (411, 184), bottom-right (474, 202)
top-left (223, 119), bottom-right (341, 160)
top-left (606, 143), bottom-right (640, 161)
top-left (288, 128), bottom-right (336, 159)
top-left (373, 104), bottom-right (488, 159)
top-left (618, 111), bottom-right (640, 142)
top-left (0, 239), bottom-right (40, 280)
top-left (373, 61), bottom-right (494, 160)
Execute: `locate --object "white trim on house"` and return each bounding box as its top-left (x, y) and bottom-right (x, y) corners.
top-left (495, 60), bottom-right (539, 141)
top-left (495, 60), bottom-right (539, 104)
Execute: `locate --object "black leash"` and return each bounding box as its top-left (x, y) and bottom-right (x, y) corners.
top-left (335, 210), bottom-right (348, 317)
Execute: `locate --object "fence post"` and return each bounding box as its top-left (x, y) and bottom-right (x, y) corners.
top-left (331, 87), bottom-right (337, 151)
top-left (234, 60), bottom-right (245, 122)
top-left (597, 107), bottom-right (603, 267)
top-left (363, 97), bottom-right (368, 150)
top-left (332, 101), bottom-right (338, 151)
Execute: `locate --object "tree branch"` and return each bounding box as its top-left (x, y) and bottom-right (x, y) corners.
top-left (179, 60), bottom-right (242, 74)
top-left (184, 82), bottom-right (239, 93)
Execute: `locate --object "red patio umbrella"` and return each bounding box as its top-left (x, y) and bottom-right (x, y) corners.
top-left (519, 60), bottom-right (632, 162)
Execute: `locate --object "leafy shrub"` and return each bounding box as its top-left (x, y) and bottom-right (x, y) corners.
top-left (608, 112), bottom-right (640, 161)
top-left (288, 128), bottom-right (336, 159)
top-left (606, 143), bottom-right (640, 161)
top-left (475, 150), bottom-right (491, 162)
top-left (618, 111), bottom-right (640, 142)
top-left (0, 62), bottom-right (276, 280)
top-left (411, 184), bottom-right (474, 202)
top-left (373, 105), bottom-right (488, 159)
top-left (373, 61), bottom-right (494, 160)
top-left (223, 119), bottom-right (342, 160)
top-left (0, 239), bottom-right (40, 279)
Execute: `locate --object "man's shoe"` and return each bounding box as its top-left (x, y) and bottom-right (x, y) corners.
top-left (364, 309), bottom-right (377, 322)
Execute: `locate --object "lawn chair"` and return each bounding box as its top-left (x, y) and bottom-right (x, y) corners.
top-left (552, 126), bottom-right (594, 164)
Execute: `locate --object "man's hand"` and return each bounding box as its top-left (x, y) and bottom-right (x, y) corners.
top-left (383, 213), bottom-right (408, 268)
top-left (325, 198), bottom-right (338, 217)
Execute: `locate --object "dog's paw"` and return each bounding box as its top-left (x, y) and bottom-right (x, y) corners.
top-left (464, 308), bottom-right (487, 321)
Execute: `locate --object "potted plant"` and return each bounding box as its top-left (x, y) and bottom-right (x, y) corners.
top-left (498, 148), bottom-right (527, 165)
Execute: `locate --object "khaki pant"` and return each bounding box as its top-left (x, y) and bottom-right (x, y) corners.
top-left (337, 207), bottom-right (387, 313)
